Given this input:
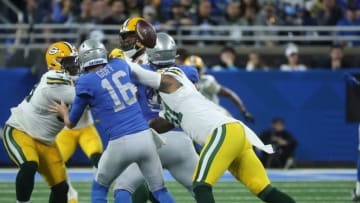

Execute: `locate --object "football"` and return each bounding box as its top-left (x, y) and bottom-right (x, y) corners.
top-left (136, 20), bottom-right (157, 48)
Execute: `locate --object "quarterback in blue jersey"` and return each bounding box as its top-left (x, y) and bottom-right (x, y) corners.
top-left (49, 39), bottom-right (175, 203)
top-left (113, 33), bottom-right (200, 203)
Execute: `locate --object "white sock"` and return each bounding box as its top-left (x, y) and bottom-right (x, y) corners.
top-left (92, 166), bottom-right (98, 175)
top-left (356, 182), bottom-right (360, 195)
top-left (68, 179), bottom-right (78, 200)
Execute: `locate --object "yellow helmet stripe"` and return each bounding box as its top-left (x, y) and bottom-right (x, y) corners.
top-left (120, 17), bottom-right (145, 33)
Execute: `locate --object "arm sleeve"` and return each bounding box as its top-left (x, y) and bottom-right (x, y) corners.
top-left (205, 75), bottom-right (221, 94)
top-left (69, 95), bottom-right (90, 125)
top-left (128, 61), bottom-right (161, 89)
top-left (75, 77), bottom-right (94, 97)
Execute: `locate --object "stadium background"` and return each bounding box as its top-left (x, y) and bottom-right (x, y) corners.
top-left (1, 0), bottom-right (360, 202)
top-left (0, 68), bottom-right (358, 167)
top-left (1, 0), bottom-right (360, 167)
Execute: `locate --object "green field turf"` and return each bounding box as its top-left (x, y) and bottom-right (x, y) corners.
top-left (0, 180), bottom-right (355, 203)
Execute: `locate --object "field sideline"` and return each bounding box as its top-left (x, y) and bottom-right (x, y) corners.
top-left (0, 168), bottom-right (356, 203)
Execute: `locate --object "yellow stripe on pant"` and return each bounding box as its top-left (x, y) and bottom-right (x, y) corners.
top-left (193, 122), bottom-right (270, 195)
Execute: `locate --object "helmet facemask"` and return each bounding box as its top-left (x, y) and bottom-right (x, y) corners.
top-left (60, 56), bottom-right (79, 76)
top-left (119, 32), bottom-right (144, 58)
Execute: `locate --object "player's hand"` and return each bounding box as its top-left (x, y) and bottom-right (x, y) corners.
top-left (48, 100), bottom-right (69, 118)
top-left (243, 111), bottom-right (255, 123)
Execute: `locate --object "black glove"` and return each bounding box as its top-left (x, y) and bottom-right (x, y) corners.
top-left (243, 111), bottom-right (255, 123)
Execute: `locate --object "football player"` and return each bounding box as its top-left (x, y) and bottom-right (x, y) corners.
top-left (184, 55), bottom-right (255, 123)
top-left (2, 41), bottom-right (78, 203)
top-left (113, 33), bottom-right (199, 203)
top-left (49, 39), bottom-right (175, 203)
top-left (119, 17), bottom-right (149, 64)
top-left (55, 53), bottom-right (103, 203)
top-left (121, 65), bottom-right (296, 202)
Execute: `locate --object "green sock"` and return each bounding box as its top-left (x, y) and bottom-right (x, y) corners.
top-left (16, 161), bottom-right (38, 201)
top-left (49, 181), bottom-right (68, 203)
top-left (258, 184), bottom-right (296, 203)
top-left (90, 153), bottom-right (102, 168)
top-left (132, 183), bottom-right (150, 203)
top-left (193, 182), bottom-right (215, 203)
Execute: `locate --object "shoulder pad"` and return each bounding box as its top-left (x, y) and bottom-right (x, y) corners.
top-left (45, 70), bottom-right (72, 85)
top-left (163, 67), bottom-right (184, 77)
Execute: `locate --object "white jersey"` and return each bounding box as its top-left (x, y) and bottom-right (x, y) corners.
top-left (198, 74), bottom-right (221, 104)
top-left (158, 67), bottom-right (274, 153)
top-left (6, 70), bottom-right (75, 145)
top-left (159, 67), bottom-right (237, 145)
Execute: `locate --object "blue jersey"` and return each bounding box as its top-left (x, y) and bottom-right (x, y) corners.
top-left (136, 64), bottom-right (199, 122)
top-left (177, 65), bottom-right (199, 84)
top-left (70, 58), bottom-right (148, 140)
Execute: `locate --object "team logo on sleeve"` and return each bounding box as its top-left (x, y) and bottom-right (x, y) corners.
top-left (48, 47), bottom-right (59, 55)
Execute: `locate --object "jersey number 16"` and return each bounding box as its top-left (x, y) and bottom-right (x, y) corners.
top-left (101, 70), bottom-right (137, 112)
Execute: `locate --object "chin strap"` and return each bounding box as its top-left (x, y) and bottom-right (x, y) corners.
top-left (132, 47), bottom-right (146, 62)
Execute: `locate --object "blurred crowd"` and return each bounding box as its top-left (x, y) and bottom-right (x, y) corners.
top-left (2, 0), bottom-right (360, 71)
top-left (176, 43), bottom-right (358, 71)
top-left (3, 0), bottom-right (360, 46)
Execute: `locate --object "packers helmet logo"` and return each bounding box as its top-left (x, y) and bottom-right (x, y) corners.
top-left (48, 47), bottom-right (59, 55)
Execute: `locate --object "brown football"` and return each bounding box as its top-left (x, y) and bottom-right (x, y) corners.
top-left (136, 20), bottom-right (157, 48)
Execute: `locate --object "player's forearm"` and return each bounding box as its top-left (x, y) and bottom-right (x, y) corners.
top-left (64, 114), bottom-right (76, 129)
top-left (129, 61), bottom-right (161, 89)
top-left (219, 87), bottom-right (247, 113)
top-left (67, 96), bottom-right (88, 128)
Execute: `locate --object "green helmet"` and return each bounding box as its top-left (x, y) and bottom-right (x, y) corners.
top-left (78, 39), bottom-right (108, 72)
top-left (146, 32), bottom-right (177, 67)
